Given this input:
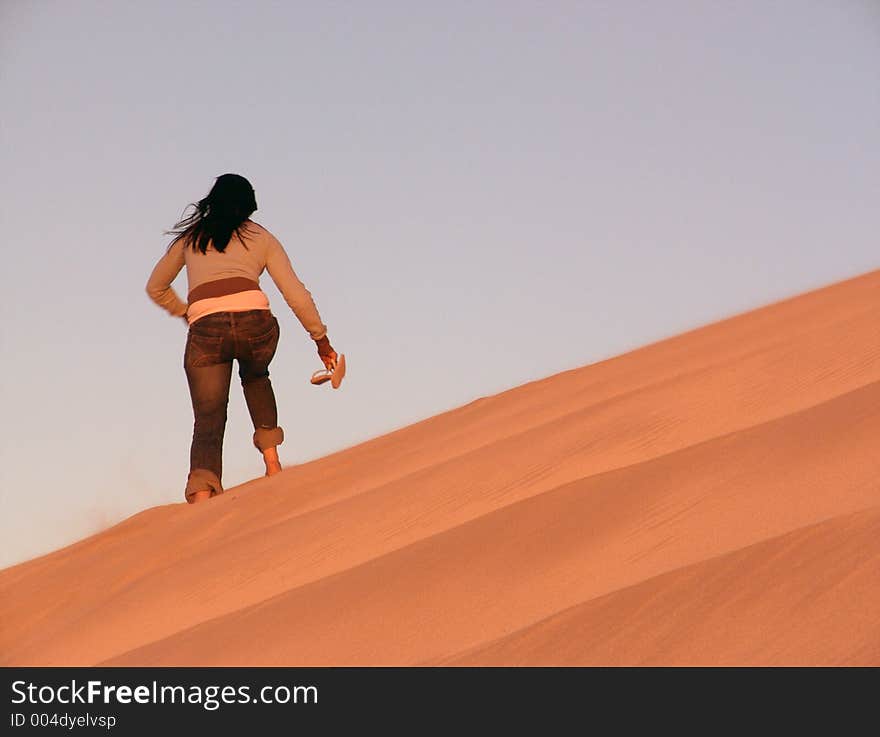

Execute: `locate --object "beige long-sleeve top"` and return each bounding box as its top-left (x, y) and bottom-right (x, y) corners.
top-left (146, 221), bottom-right (327, 340)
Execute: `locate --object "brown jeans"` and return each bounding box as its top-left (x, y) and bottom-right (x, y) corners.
top-left (183, 309), bottom-right (284, 501)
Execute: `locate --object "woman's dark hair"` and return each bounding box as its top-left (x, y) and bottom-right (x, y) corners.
top-left (166, 173), bottom-right (258, 254)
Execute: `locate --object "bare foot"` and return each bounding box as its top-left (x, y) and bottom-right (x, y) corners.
top-left (262, 446), bottom-right (282, 477)
top-left (190, 490), bottom-right (212, 503)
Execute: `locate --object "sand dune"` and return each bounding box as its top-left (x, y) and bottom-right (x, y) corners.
top-left (443, 507), bottom-right (880, 666)
top-left (2, 269), bottom-right (879, 666)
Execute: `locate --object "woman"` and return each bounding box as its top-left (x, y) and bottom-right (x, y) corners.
top-left (146, 173), bottom-right (337, 503)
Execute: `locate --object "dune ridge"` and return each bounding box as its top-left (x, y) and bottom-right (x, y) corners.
top-left (440, 506), bottom-right (880, 666)
top-left (2, 269), bottom-right (879, 666)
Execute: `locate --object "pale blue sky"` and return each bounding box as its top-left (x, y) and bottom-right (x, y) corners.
top-left (1, 1), bottom-right (878, 568)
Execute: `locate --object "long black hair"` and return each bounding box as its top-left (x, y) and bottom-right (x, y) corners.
top-left (166, 173), bottom-right (258, 254)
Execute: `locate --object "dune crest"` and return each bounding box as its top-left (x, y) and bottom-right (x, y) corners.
top-left (2, 270), bottom-right (879, 666)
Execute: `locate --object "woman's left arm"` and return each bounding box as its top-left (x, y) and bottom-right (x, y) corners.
top-left (146, 239), bottom-right (188, 319)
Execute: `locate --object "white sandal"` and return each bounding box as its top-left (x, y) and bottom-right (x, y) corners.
top-left (310, 353), bottom-right (346, 389)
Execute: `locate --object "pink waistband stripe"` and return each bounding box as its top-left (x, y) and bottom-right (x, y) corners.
top-left (187, 290), bottom-right (271, 325)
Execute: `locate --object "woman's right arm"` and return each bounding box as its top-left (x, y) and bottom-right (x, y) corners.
top-left (146, 239), bottom-right (188, 318)
top-left (265, 233), bottom-right (329, 341)
top-left (264, 231), bottom-right (337, 368)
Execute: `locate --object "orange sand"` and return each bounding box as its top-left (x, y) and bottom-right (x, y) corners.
top-left (2, 270), bottom-right (878, 666)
